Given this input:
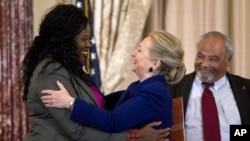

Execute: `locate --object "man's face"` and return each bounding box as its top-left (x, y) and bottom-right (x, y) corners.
top-left (194, 37), bottom-right (230, 82)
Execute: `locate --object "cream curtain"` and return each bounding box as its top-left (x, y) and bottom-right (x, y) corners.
top-left (94, 0), bottom-right (250, 93)
top-left (146, 0), bottom-right (250, 78)
top-left (230, 0), bottom-right (250, 75)
top-left (62, 0), bottom-right (250, 93)
top-left (62, 0), bottom-right (153, 94)
top-left (91, 0), bottom-right (153, 94)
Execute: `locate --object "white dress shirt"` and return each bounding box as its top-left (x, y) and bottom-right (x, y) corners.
top-left (185, 75), bottom-right (241, 141)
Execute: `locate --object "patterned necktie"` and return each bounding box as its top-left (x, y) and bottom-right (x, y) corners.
top-left (202, 83), bottom-right (221, 141)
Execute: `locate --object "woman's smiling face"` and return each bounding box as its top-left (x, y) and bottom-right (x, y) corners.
top-left (75, 24), bottom-right (91, 62)
top-left (131, 36), bottom-right (156, 79)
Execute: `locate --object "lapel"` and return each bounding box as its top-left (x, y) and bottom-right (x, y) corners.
top-left (70, 74), bottom-right (99, 106)
top-left (227, 73), bottom-right (250, 124)
top-left (179, 72), bottom-right (196, 115)
top-left (115, 91), bottom-right (129, 106)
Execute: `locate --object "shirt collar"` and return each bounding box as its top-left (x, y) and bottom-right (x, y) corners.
top-left (194, 75), bottom-right (227, 91)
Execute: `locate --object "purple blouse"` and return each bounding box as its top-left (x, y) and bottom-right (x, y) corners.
top-left (89, 85), bottom-right (104, 109)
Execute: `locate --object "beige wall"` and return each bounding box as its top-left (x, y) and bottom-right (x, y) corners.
top-left (33, 0), bottom-right (58, 36)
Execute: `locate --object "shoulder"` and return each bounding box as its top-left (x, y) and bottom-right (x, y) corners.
top-left (38, 58), bottom-right (69, 75)
top-left (143, 75), bottom-right (169, 90)
top-left (128, 76), bottom-right (170, 95)
top-left (170, 72), bottom-right (195, 87)
top-left (181, 72), bottom-right (196, 82)
top-left (227, 73), bottom-right (250, 95)
top-left (140, 77), bottom-right (171, 98)
top-left (227, 73), bottom-right (250, 84)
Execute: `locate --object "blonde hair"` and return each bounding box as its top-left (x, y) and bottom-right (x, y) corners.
top-left (148, 30), bottom-right (186, 84)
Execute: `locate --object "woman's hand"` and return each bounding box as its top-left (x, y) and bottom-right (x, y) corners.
top-left (138, 121), bottom-right (170, 141)
top-left (41, 80), bottom-right (75, 109)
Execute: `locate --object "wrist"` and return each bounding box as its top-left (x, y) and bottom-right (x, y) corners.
top-left (127, 129), bottom-right (139, 141)
top-left (68, 98), bottom-right (75, 110)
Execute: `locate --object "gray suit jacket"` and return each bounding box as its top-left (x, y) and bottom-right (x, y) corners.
top-left (169, 72), bottom-right (250, 124)
top-left (24, 59), bottom-right (127, 141)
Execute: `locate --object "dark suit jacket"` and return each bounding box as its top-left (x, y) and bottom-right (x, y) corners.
top-left (169, 72), bottom-right (250, 124)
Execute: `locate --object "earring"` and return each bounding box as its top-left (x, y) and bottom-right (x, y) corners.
top-left (148, 67), bottom-right (153, 72)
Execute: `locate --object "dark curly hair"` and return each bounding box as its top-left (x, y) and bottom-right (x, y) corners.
top-left (21, 4), bottom-right (89, 101)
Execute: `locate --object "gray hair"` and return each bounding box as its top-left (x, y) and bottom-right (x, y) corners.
top-left (196, 31), bottom-right (234, 58)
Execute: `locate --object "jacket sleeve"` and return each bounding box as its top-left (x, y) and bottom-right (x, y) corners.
top-left (70, 82), bottom-right (172, 132)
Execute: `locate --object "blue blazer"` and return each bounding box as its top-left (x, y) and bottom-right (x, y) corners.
top-left (71, 75), bottom-right (173, 132)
